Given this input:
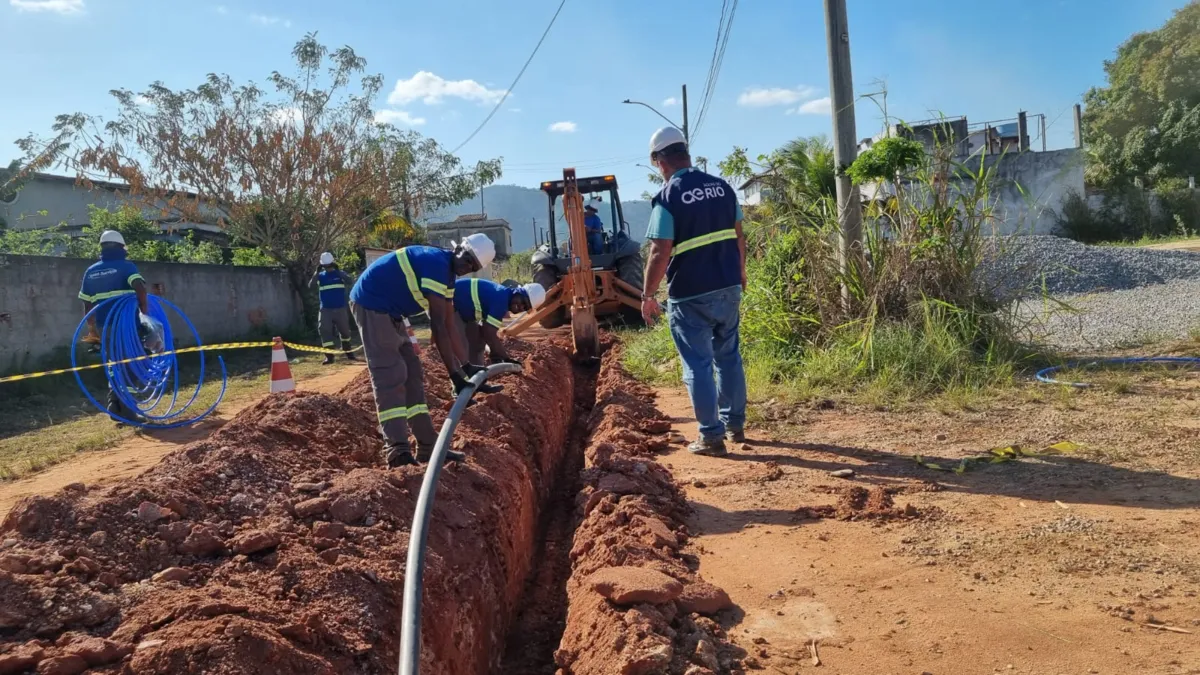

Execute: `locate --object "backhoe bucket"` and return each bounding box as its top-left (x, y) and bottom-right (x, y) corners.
top-left (571, 306), bottom-right (599, 361)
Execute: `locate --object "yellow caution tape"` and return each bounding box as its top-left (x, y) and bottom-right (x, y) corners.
top-left (913, 441), bottom-right (1080, 474)
top-left (0, 340), bottom-right (364, 385)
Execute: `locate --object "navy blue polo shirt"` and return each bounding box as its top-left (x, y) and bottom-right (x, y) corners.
top-left (646, 168), bottom-right (743, 300)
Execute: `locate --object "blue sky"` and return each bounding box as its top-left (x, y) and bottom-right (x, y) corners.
top-left (1, 0), bottom-right (1189, 200)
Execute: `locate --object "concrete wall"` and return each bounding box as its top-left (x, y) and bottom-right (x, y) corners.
top-left (0, 255), bottom-right (302, 373)
top-left (971, 148), bottom-right (1084, 235)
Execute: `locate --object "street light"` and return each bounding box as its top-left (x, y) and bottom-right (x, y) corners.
top-left (622, 85), bottom-right (690, 145)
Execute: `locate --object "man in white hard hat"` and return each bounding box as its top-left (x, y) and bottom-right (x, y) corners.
top-left (349, 234), bottom-right (503, 468)
top-left (452, 278), bottom-right (545, 365)
top-left (309, 251), bottom-right (357, 365)
top-left (641, 126), bottom-right (747, 457)
top-left (78, 229), bottom-right (151, 424)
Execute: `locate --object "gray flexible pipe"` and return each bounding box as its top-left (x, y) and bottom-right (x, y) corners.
top-left (398, 362), bottom-right (523, 675)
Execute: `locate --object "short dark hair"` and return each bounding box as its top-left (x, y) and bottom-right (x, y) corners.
top-left (653, 142), bottom-right (690, 163)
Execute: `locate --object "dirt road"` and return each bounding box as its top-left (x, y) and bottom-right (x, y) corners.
top-left (657, 386), bottom-right (1200, 675)
top-left (0, 365), bottom-right (364, 519)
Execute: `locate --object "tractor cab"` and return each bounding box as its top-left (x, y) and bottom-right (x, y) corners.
top-left (538, 175), bottom-right (638, 273)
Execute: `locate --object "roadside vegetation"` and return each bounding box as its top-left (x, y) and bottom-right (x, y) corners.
top-left (625, 129), bottom-right (1043, 409)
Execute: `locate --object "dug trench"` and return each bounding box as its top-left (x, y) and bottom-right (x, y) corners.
top-left (0, 337), bottom-right (741, 674)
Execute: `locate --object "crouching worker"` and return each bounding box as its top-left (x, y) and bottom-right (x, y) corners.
top-left (453, 279), bottom-right (546, 365)
top-left (310, 251), bottom-right (357, 364)
top-left (349, 234), bottom-right (503, 468)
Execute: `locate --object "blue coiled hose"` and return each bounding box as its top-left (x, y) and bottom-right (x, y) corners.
top-left (1036, 356), bottom-right (1200, 388)
top-left (70, 294), bottom-right (227, 429)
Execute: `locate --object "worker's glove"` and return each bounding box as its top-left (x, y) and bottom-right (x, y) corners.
top-left (459, 364), bottom-right (505, 395)
top-left (492, 355), bottom-right (522, 366)
top-left (462, 363), bottom-right (487, 378)
top-left (451, 371), bottom-right (476, 397)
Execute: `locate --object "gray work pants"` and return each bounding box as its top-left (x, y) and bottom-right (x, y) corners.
top-left (319, 306), bottom-right (354, 352)
top-left (454, 314), bottom-right (487, 365)
top-left (350, 302), bottom-right (437, 459)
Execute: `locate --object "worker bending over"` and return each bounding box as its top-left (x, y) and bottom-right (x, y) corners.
top-left (640, 126), bottom-right (747, 457)
top-left (78, 230), bottom-right (150, 424)
top-left (310, 251), bottom-right (358, 365)
top-left (452, 278), bottom-right (546, 364)
top-left (350, 234), bottom-right (502, 468)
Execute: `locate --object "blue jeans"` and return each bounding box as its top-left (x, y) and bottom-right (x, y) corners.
top-left (586, 231), bottom-right (604, 255)
top-left (667, 286), bottom-right (747, 441)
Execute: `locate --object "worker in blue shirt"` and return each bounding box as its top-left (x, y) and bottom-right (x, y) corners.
top-left (79, 229), bottom-right (151, 424)
top-left (452, 279), bottom-right (546, 365)
top-left (584, 202), bottom-right (605, 255)
top-left (309, 252), bottom-right (358, 365)
top-left (640, 126), bottom-right (747, 457)
top-left (350, 233), bottom-right (502, 468)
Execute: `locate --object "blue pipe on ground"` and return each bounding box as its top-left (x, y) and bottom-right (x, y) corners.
top-left (1036, 356), bottom-right (1200, 388)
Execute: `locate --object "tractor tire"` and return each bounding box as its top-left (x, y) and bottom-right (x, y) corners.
top-left (614, 249), bottom-right (646, 327)
top-left (533, 264), bottom-right (569, 329)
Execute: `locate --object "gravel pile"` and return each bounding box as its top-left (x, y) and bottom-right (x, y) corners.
top-left (977, 235), bottom-right (1200, 351)
top-left (977, 235), bottom-right (1200, 300)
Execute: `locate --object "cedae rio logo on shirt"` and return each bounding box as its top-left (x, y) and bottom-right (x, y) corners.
top-left (90, 268), bottom-right (119, 279)
top-left (680, 183), bottom-right (727, 205)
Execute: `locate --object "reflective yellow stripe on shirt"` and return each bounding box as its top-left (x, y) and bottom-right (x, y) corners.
top-left (319, 284), bottom-right (345, 291)
top-left (470, 278), bottom-right (484, 322)
top-left (395, 249), bottom-right (429, 312)
top-left (127, 273), bottom-right (144, 286)
top-left (421, 278), bottom-right (450, 297)
top-left (89, 289), bottom-right (137, 301)
top-left (486, 316), bottom-right (504, 328)
top-left (672, 228), bottom-right (739, 256)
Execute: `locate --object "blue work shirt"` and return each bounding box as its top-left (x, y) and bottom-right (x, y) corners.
top-left (79, 247), bottom-right (144, 326)
top-left (646, 167), bottom-right (743, 300)
top-left (350, 246), bottom-right (455, 319)
top-left (315, 268), bottom-right (352, 309)
top-left (585, 213), bottom-right (604, 233)
top-left (453, 278), bottom-right (514, 329)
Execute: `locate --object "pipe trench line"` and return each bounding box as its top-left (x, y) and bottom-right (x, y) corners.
top-left (398, 361), bottom-right (523, 675)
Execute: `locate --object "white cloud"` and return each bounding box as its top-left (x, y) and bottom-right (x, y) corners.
top-left (134, 95), bottom-right (153, 107)
top-left (737, 86), bottom-right (818, 107)
top-left (663, 97), bottom-right (678, 107)
top-left (10, 0), bottom-right (85, 14)
top-left (387, 71), bottom-right (507, 106)
top-left (548, 121), bottom-right (577, 133)
top-left (792, 97), bottom-right (832, 115)
top-left (269, 107), bottom-right (303, 126)
top-left (249, 13), bottom-right (290, 28)
top-left (374, 109), bottom-right (427, 127)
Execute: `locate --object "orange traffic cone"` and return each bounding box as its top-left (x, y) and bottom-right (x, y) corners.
top-left (403, 318), bottom-right (421, 355)
top-left (270, 337), bottom-right (295, 393)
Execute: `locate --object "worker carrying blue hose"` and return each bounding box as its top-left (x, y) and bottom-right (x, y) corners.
top-left (452, 278), bottom-right (546, 365)
top-left (78, 229), bottom-right (151, 424)
top-left (350, 234), bottom-right (504, 469)
top-left (310, 251), bottom-right (358, 365)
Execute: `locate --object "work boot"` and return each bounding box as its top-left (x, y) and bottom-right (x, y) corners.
top-left (322, 353), bottom-right (336, 365)
top-left (726, 428), bottom-right (746, 443)
top-left (385, 445), bottom-right (419, 469)
top-left (342, 341), bottom-right (357, 360)
top-left (416, 445), bottom-right (466, 465)
top-left (687, 437), bottom-right (728, 457)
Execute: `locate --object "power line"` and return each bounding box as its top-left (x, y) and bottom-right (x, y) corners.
top-left (693, 0), bottom-right (729, 140)
top-left (450, 0), bottom-right (569, 155)
top-left (694, 0), bottom-right (738, 141)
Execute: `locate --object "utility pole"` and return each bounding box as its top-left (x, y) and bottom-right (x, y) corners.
top-left (532, 217), bottom-right (538, 248)
top-left (681, 84), bottom-right (690, 146)
top-left (1073, 104), bottom-right (1084, 148)
top-left (824, 0), bottom-right (862, 291)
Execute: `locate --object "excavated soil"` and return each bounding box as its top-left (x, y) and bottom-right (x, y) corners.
top-left (553, 349), bottom-right (743, 675)
top-left (0, 339), bottom-right (577, 675)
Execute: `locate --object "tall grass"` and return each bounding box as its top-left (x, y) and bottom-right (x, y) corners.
top-left (625, 126), bottom-right (1041, 406)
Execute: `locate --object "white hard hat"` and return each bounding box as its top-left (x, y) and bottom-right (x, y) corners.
top-left (99, 230), bottom-right (125, 246)
top-left (319, 252), bottom-right (334, 266)
top-left (459, 232), bottom-right (496, 268)
top-left (649, 126), bottom-right (687, 154)
top-left (521, 283), bottom-right (547, 309)
top-left (584, 202), bottom-right (598, 212)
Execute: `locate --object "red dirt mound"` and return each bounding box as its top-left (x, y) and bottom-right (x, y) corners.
top-left (0, 339), bottom-right (573, 675)
top-left (555, 350), bottom-right (743, 675)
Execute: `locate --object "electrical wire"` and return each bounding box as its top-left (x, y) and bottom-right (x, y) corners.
top-left (693, 0), bottom-right (739, 141)
top-left (71, 294), bottom-right (227, 429)
top-left (695, 0), bottom-right (729, 131)
top-left (450, 0), bottom-right (569, 155)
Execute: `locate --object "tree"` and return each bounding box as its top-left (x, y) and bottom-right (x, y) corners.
top-left (378, 127), bottom-right (501, 228)
top-left (1083, 2), bottom-right (1200, 188)
top-left (718, 137), bottom-right (837, 212)
top-left (18, 34), bottom-right (394, 321)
